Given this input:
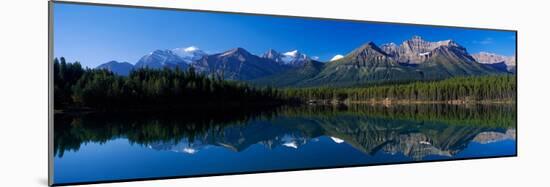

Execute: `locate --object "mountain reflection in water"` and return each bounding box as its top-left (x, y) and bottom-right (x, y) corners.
top-left (53, 104), bottom-right (516, 184)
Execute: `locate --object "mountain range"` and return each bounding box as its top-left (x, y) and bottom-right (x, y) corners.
top-left (472, 52), bottom-right (516, 73)
top-left (193, 47), bottom-right (288, 80)
top-left (262, 49), bottom-right (311, 67)
top-left (95, 36), bottom-right (515, 87)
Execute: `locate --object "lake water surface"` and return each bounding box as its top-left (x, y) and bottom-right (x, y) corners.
top-left (53, 104), bottom-right (516, 184)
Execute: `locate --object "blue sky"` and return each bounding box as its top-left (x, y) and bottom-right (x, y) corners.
top-left (54, 3), bottom-right (516, 68)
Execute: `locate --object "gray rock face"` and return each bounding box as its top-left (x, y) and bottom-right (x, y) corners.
top-left (194, 48), bottom-right (288, 80)
top-left (262, 49), bottom-right (283, 64)
top-left (115, 47), bottom-right (207, 72)
top-left (472, 52), bottom-right (516, 72)
top-left (300, 38), bottom-right (502, 87)
top-left (380, 42), bottom-right (400, 57)
top-left (381, 35), bottom-right (464, 64)
top-left (171, 46), bottom-right (208, 64)
top-left (135, 49), bottom-right (189, 70)
top-left (262, 49), bottom-right (310, 67)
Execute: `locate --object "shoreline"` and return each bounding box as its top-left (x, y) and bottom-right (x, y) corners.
top-left (55, 99), bottom-right (514, 114)
top-left (54, 101), bottom-right (291, 115)
top-left (305, 98), bottom-right (515, 105)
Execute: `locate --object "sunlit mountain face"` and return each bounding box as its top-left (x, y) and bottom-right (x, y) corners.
top-left (93, 36), bottom-right (514, 86)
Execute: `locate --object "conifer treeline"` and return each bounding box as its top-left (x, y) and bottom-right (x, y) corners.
top-left (281, 75), bottom-right (516, 102)
top-left (53, 58), bottom-right (285, 110)
top-left (54, 57), bottom-right (516, 110)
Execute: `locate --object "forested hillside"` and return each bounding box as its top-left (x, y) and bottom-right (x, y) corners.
top-left (55, 55), bottom-right (515, 111)
top-left (281, 75), bottom-right (516, 103)
top-left (53, 57), bottom-right (286, 110)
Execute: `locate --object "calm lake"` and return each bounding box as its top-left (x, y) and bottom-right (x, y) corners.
top-left (53, 104), bottom-right (516, 184)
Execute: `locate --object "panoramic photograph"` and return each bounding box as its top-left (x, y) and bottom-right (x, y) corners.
top-left (52, 2), bottom-right (516, 185)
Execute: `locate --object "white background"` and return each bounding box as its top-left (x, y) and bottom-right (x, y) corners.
top-left (0, 0), bottom-right (549, 186)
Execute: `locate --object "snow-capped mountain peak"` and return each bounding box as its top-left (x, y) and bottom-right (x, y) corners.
top-left (171, 46), bottom-right (207, 64)
top-left (281, 50), bottom-right (309, 66)
top-left (135, 49), bottom-right (188, 69)
top-left (283, 50), bottom-right (300, 57)
top-left (262, 49), bottom-right (310, 66)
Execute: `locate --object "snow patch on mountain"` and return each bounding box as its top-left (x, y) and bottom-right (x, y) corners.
top-left (283, 50), bottom-right (299, 57)
top-left (171, 46), bottom-right (207, 64)
top-left (330, 54), bottom-right (344, 61)
top-left (262, 49), bottom-right (310, 66)
top-left (281, 50), bottom-right (309, 65)
top-left (419, 52), bottom-right (431, 56)
top-left (135, 49), bottom-right (187, 69)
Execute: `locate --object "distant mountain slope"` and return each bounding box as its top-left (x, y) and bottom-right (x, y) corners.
top-left (94, 36), bottom-right (511, 85)
top-left (171, 46), bottom-right (208, 64)
top-left (417, 45), bottom-right (502, 79)
top-left (482, 62), bottom-right (509, 72)
top-left (299, 42), bottom-right (420, 87)
top-left (262, 49), bottom-right (311, 67)
top-left (95, 61), bottom-right (134, 76)
top-left (257, 39), bottom-right (503, 87)
top-left (193, 48), bottom-right (288, 80)
top-left (381, 36), bottom-right (462, 64)
top-left (472, 52), bottom-right (516, 73)
top-left (134, 49), bottom-right (189, 70)
top-left (251, 59), bottom-right (325, 87)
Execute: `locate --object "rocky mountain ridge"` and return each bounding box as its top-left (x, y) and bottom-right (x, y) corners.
top-left (94, 36), bottom-right (514, 86)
